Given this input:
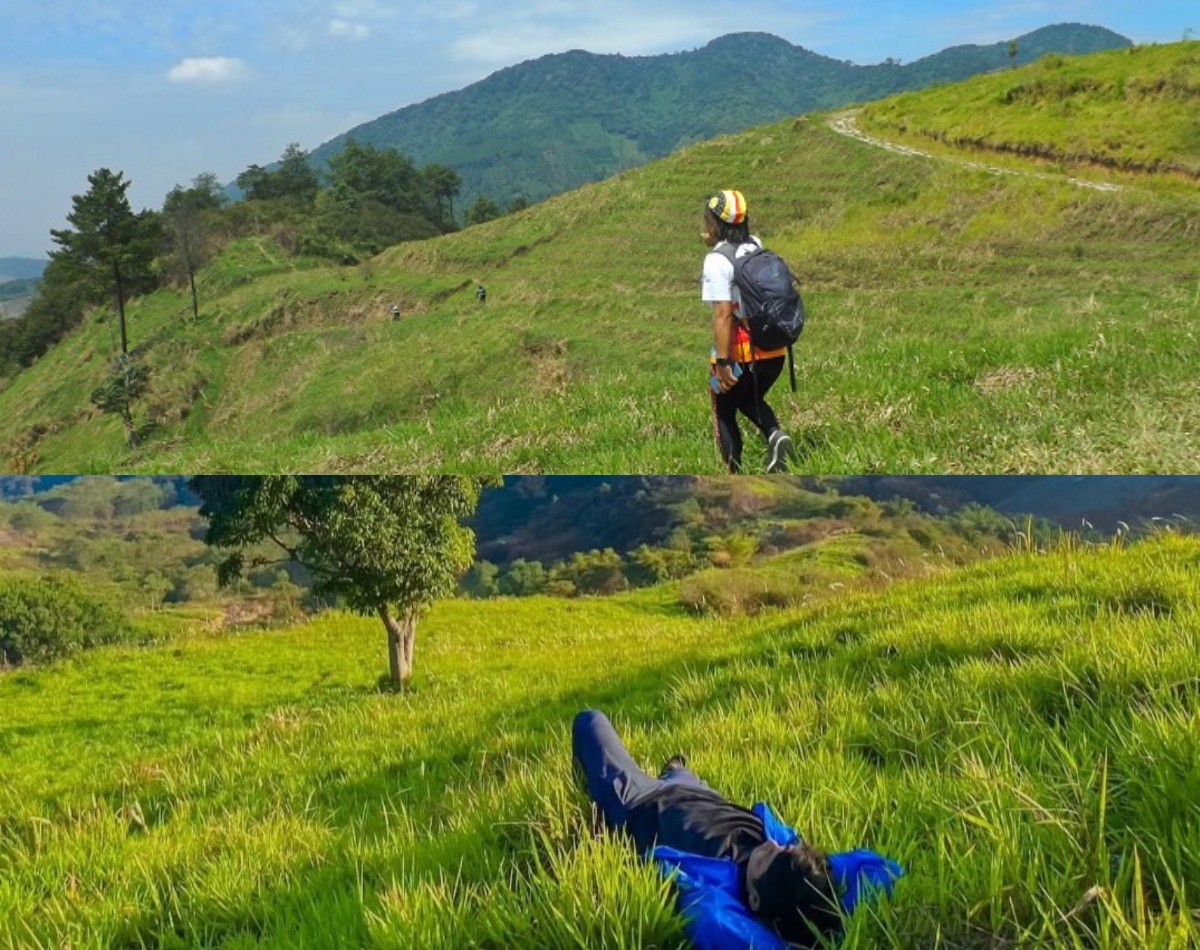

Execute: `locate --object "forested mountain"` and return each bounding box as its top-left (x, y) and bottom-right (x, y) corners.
top-left (1, 475), bottom-right (1194, 653)
top-left (469, 476), bottom-right (1197, 564)
top-left (2, 475), bottom-right (1195, 576)
top-left (834, 476), bottom-right (1200, 533)
top-left (9, 472), bottom-right (1190, 570)
top-left (307, 24), bottom-right (1130, 212)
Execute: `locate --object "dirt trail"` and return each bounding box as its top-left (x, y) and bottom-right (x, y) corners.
top-left (827, 111), bottom-right (1124, 193)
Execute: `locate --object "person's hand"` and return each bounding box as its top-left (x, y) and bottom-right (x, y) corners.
top-left (715, 364), bottom-right (739, 392)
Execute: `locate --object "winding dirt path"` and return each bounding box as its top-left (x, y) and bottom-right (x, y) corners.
top-left (827, 110), bottom-right (1124, 193)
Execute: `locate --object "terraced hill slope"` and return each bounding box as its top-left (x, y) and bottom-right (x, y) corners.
top-left (0, 45), bottom-right (1196, 474)
top-left (859, 42), bottom-right (1200, 180)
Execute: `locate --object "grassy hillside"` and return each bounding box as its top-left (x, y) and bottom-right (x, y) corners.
top-left (860, 42), bottom-right (1200, 179)
top-left (1, 533), bottom-right (1196, 948)
top-left (1, 46), bottom-right (1197, 474)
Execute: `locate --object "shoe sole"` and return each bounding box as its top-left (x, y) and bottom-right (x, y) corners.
top-left (766, 435), bottom-right (794, 473)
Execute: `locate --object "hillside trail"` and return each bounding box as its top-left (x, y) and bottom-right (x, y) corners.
top-left (827, 110), bottom-right (1124, 194)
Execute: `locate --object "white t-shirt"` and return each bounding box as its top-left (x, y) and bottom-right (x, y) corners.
top-left (701, 237), bottom-right (762, 313)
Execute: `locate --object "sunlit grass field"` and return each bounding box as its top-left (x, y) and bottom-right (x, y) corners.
top-left (1, 46), bottom-right (1197, 474)
top-left (2, 533), bottom-right (1198, 948)
top-left (859, 43), bottom-right (1200, 181)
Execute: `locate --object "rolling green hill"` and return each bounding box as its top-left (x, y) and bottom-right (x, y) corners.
top-left (2, 532), bottom-right (1196, 947)
top-left (308, 25), bottom-right (1131, 212)
top-left (0, 44), bottom-right (1197, 475)
top-left (0, 474), bottom-right (1027, 630)
top-left (859, 42), bottom-right (1200, 179)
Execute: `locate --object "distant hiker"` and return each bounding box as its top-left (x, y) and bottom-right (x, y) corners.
top-left (476, 284), bottom-right (487, 305)
top-left (391, 304), bottom-right (401, 321)
top-left (572, 710), bottom-right (902, 950)
top-left (702, 190), bottom-right (800, 474)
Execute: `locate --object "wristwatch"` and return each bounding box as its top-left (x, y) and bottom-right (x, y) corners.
top-left (715, 358), bottom-right (733, 367)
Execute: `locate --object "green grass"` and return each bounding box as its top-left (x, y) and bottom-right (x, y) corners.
top-left (860, 43), bottom-right (1200, 181)
top-left (2, 534), bottom-right (1198, 948)
top-left (0, 45), bottom-right (1198, 474)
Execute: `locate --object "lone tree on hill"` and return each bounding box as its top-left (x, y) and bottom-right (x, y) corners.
top-left (423, 164), bottom-right (462, 229)
top-left (189, 476), bottom-right (496, 689)
top-left (50, 168), bottom-right (159, 357)
top-left (162, 173), bottom-right (226, 322)
top-left (464, 194), bottom-right (502, 226)
top-left (51, 168), bottom-right (159, 446)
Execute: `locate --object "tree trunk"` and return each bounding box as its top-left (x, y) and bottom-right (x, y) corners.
top-left (378, 606), bottom-right (417, 688)
top-left (188, 267), bottom-right (199, 322)
top-left (183, 229), bottom-right (200, 322)
top-left (120, 402), bottom-right (137, 447)
top-left (113, 258), bottom-right (128, 355)
top-left (119, 355), bottom-right (138, 448)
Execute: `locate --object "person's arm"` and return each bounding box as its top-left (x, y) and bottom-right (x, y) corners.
top-left (713, 301), bottom-right (738, 392)
top-left (702, 250), bottom-right (739, 393)
top-left (654, 848), bottom-right (789, 950)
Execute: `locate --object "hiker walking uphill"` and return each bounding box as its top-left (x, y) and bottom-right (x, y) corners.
top-left (701, 190), bottom-right (805, 474)
top-left (572, 710), bottom-right (902, 950)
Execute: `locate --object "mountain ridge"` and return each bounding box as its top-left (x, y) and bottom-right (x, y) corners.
top-left (0, 258), bottom-right (47, 284)
top-left (306, 23), bottom-right (1130, 211)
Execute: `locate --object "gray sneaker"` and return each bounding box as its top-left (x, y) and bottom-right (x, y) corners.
top-left (766, 429), bottom-right (794, 473)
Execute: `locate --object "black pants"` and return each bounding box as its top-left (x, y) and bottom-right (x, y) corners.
top-left (572, 710), bottom-right (709, 846)
top-left (711, 357), bottom-right (785, 473)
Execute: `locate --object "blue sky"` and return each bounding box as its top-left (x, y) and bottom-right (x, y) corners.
top-left (0, 1), bottom-right (1192, 257)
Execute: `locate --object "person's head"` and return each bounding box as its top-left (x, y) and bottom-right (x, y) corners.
top-left (745, 840), bottom-right (842, 948)
top-left (703, 189), bottom-right (752, 247)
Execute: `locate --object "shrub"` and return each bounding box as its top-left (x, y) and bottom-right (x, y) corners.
top-left (677, 569), bottom-right (809, 617)
top-left (0, 575), bottom-right (133, 667)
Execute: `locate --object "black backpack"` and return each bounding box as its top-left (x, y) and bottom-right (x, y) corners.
top-left (717, 243), bottom-right (806, 391)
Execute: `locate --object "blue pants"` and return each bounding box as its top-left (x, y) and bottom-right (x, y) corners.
top-left (572, 709), bottom-right (710, 837)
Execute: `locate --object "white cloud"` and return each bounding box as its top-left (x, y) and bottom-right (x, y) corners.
top-left (167, 57), bottom-right (248, 86)
top-left (329, 19), bottom-right (371, 41)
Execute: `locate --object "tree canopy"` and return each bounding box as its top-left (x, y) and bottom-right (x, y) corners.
top-left (48, 168), bottom-right (159, 354)
top-left (162, 173), bottom-right (227, 321)
top-left (236, 143), bottom-right (321, 203)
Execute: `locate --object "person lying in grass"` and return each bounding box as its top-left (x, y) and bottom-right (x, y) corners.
top-left (572, 709), bottom-right (902, 949)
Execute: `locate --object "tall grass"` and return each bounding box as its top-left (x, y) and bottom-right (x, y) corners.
top-left (1, 534), bottom-right (1197, 947)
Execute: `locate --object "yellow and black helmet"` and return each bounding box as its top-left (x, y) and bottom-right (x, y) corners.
top-left (707, 189), bottom-right (748, 225)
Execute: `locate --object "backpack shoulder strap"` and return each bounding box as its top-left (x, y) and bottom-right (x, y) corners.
top-left (713, 243), bottom-right (738, 267)
top-left (713, 241), bottom-right (770, 275)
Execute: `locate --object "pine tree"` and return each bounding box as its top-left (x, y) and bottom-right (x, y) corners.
top-left (49, 168), bottom-right (158, 357)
